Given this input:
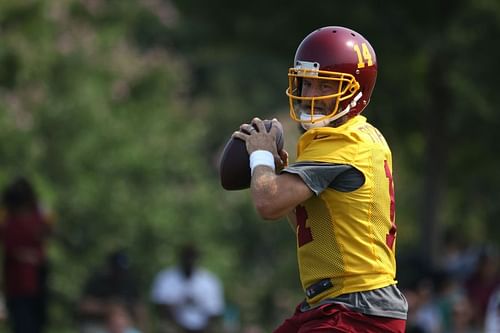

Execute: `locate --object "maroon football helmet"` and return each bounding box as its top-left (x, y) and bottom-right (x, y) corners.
top-left (286, 26), bottom-right (378, 129)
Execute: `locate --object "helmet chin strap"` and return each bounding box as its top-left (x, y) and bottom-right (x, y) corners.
top-left (300, 92), bottom-right (363, 130)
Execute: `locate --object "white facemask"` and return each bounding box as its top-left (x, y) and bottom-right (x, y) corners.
top-left (299, 92), bottom-right (363, 130)
top-left (299, 113), bottom-right (332, 130)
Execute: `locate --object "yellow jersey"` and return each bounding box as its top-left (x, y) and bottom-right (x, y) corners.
top-left (287, 115), bottom-right (398, 306)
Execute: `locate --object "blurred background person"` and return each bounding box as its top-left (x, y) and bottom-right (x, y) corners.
top-left (464, 246), bottom-right (500, 330)
top-left (484, 285), bottom-right (500, 332)
top-left (105, 300), bottom-right (142, 333)
top-left (0, 177), bottom-right (54, 333)
top-left (77, 249), bottom-right (147, 333)
top-left (406, 277), bottom-right (442, 333)
top-left (150, 243), bottom-right (224, 333)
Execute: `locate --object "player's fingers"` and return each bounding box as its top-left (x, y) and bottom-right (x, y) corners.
top-left (269, 118), bottom-right (282, 136)
top-left (278, 149), bottom-right (288, 167)
top-left (251, 117), bottom-right (265, 132)
top-left (279, 149), bottom-right (289, 166)
top-left (232, 131), bottom-right (249, 141)
top-left (239, 124), bottom-right (254, 134)
top-left (274, 153), bottom-right (286, 171)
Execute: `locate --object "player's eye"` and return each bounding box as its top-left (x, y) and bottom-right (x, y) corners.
top-left (320, 82), bottom-right (336, 92)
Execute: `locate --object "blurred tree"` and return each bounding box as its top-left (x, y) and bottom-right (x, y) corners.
top-left (0, 0), bottom-right (233, 329)
top-left (1, 0), bottom-right (500, 331)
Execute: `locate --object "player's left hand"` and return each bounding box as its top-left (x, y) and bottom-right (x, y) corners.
top-left (276, 148), bottom-right (289, 172)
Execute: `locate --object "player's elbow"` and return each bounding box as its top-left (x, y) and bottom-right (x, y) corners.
top-left (254, 199), bottom-right (284, 220)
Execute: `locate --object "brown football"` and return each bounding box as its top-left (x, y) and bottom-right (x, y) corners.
top-left (219, 120), bottom-right (284, 191)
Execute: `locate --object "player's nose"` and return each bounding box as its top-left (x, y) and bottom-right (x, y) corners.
top-left (302, 85), bottom-right (321, 97)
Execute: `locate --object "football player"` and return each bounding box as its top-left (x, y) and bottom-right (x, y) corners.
top-left (233, 26), bottom-right (408, 332)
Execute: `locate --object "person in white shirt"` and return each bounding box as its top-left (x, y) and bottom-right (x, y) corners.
top-left (485, 286), bottom-right (500, 333)
top-left (151, 244), bottom-right (224, 333)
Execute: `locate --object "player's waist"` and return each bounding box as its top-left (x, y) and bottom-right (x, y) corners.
top-left (303, 273), bottom-right (396, 303)
top-left (299, 283), bottom-right (408, 320)
top-left (305, 278), bottom-right (334, 299)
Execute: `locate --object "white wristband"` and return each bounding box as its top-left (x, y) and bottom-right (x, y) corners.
top-left (249, 150), bottom-right (275, 175)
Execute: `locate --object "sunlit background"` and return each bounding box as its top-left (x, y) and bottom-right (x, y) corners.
top-left (1, 0), bottom-right (499, 332)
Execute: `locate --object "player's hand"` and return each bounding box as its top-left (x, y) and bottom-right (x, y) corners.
top-left (233, 117), bottom-right (280, 156)
top-left (276, 148), bottom-right (289, 172)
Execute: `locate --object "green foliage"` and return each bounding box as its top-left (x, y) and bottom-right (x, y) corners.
top-left (1, 0), bottom-right (500, 331)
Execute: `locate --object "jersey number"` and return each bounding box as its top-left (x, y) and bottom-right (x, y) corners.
top-left (384, 160), bottom-right (397, 250)
top-left (353, 43), bottom-right (374, 69)
top-left (296, 205), bottom-right (313, 247)
top-left (296, 162), bottom-right (396, 250)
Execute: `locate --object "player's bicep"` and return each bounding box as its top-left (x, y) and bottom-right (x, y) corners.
top-left (276, 172), bottom-right (314, 207)
top-left (267, 173), bottom-right (313, 219)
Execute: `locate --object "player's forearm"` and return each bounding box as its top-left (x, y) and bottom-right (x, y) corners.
top-left (250, 167), bottom-right (295, 220)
